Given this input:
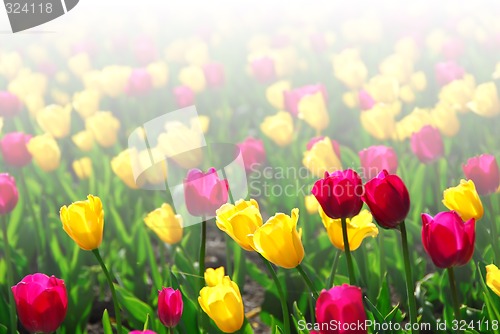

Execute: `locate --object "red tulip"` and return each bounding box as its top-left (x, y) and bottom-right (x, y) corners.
top-left (250, 57), bottom-right (276, 83)
top-left (463, 154), bottom-right (500, 196)
top-left (306, 136), bottom-right (341, 158)
top-left (358, 146), bottom-right (398, 181)
top-left (0, 173), bottom-right (18, 215)
top-left (237, 137), bottom-right (266, 172)
top-left (315, 284), bottom-right (367, 334)
top-left (435, 61), bottom-right (465, 86)
top-left (358, 90), bottom-right (375, 111)
top-left (1, 132), bottom-right (33, 167)
top-left (0, 91), bottom-right (22, 118)
top-left (410, 125), bottom-right (444, 164)
top-left (11, 273), bottom-right (68, 334)
top-left (158, 287), bottom-right (183, 328)
top-left (125, 68), bottom-right (153, 96)
top-left (184, 167), bottom-right (229, 217)
top-left (312, 169), bottom-right (363, 219)
top-left (173, 86), bottom-right (195, 108)
top-left (421, 211), bottom-right (475, 268)
top-left (284, 84), bottom-right (327, 116)
top-left (203, 62), bottom-right (225, 88)
top-left (362, 170), bottom-right (409, 229)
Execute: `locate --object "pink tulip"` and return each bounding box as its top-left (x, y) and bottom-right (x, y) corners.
top-left (1, 132), bottom-right (33, 167)
top-left (358, 145), bottom-right (398, 180)
top-left (173, 86), bottom-right (195, 108)
top-left (0, 173), bottom-right (18, 215)
top-left (251, 57), bottom-right (276, 83)
top-left (184, 168), bottom-right (229, 217)
top-left (0, 91), bottom-right (22, 118)
top-left (203, 62), bottom-right (225, 88)
top-left (463, 154), bottom-right (500, 196)
top-left (284, 84), bottom-right (327, 116)
top-left (126, 68), bottom-right (153, 96)
top-left (238, 137), bottom-right (266, 172)
top-left (435, 61), bottom-right (465, 86)
top-left (158, 287), bottom-right (183, 328)
top-left (358, 90), bottom-right (375, 111)
top-left (410, 125), bottom-right (444, 164)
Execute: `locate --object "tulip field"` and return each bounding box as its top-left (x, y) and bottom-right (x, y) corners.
top-left (3, 2), bottom-right (500, 334)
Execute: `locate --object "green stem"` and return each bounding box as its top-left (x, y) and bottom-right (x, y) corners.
top-left (2, 215), bottom-right (17, 334)
top-left (296, 264), bottom-right (319, 299)
top-left (199, 220), bottom-right (207, 283)
top-left (447, 267), bottom-right (461, 322)
top-left (169, 327), bottom-right (175, 334)
top-left (341, 217), bottom-right (356, 285)
top-left (225, 234), bottom-right (233, 275)
top-left (488, 196), bottom-right (500, 263)
top-left (92, 249), bottom-right (122, 334)
top-left (379, 229), bottom-right (386, 277)
top-left (261, 255), bottom-right (290, 334)
top-left (400, 221), bottom-right (419, 334)
top-left (327, 250), bottom-right (341, 288)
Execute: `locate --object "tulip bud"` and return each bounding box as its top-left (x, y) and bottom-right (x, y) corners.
top-left (359, 104), bottom-right (397, 141)
top-left (421, 211), bottom-right (475, 268)
top-left (442, 179), bottom-right (484, 221)
top-left (0, 91), bottom-right (22, 117)
top-left (183, 168), bottom-right (229, 217)
top-left (312, 169), bottom-right (364, 219)
top-left (73, 89), bottom-right (100, 119)
top-left (111, 149), bottom-right (146, 189)
top-left (26, 134), bottom-right (61, 172)
top-left (11, 273), bottom-right (68, 334)
top-left (463, 154), bottom-right (500, 196)
top-left (86, 111), bottom-right (121, 148)
top-left (358, 145), bottom-right (398, 181)
top-left (410, 125), bottom-right (444, 164)
top-left (305, 194), bottom-right (319, 214)
top-left (266, 80), bottom-right (291, 109)
top-left (36, 104), bottom-right (72, 138)
top-left (0, 173), bottom-right (19, 215)
top-left (358, 89), bottom-right (375, 110)
top-left (315, 284), bottom-right (367, 334)
top-left (468, 82), bottom-right (500, 117)
top-left (237, 137), bottom-right (266, 172)
top-left (72, 130), bottom-right (94, 152)
top-left (435, 61), bottom-right (465, 86)
top-left (144, 203), bottom-right (183, 245)
top-left (260, 111), bottom-right (294, 147)
top-left (178, 65), bottom-right (206, 93)
top-left (72, 157), bottom-right (93, 180)
top-left (362, 170), bottom-right (410, 229)
top-left (146, 61), bottom-right (169, 88)
top-left (0, 132), bottom-right (32, 167)
top-left (157, 287), bottom-right (183, 328)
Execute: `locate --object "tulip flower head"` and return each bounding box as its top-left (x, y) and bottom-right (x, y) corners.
top-left (11, 273), bottom-right (68, 334)
top-left (421, 211), bottom-right (475, 268)
top-left (0, 173), bottom-right (19, 215)
top-left (410, 125), bottom-right (444, 164)
top-left (0, 91), bottom-right (23, 117)
top-left (358, 145), bottom-right (398, 181)
top-left (157, 287), bottom-right (183, 328)
top-left (125, 68), bottom-right (153, 96)
top-left (442, 179), bottom-right (484, 221)
top-left (173, 85), bottom-right (195, 108)
top-left (358, 89), bottom-right (375, 110)
top-left (0, 132), bottom-right (32, 167)
top-left (463, 154), bottom-right (500, 196)
top-left (250, 56), bottom-right (276, 83)
top-left (203, 62), bottom-right (225, 88)
top-left (86, 111), bottom-right (121, 148)
top-left (237, 137), bottom-right (266, 172)
top-left (303, 137), bottom-right (342, 178)
top-left (284, 84), bottom-right (327, 116)
top-left (260, 111), bottom-right (294, 147)
top-left (205, 267), bottom-right (225, 287)
top-left (183, 167), bottom-right (229, 217)
top-left (486, 264), bottom-right (500, 297)
top-left (144, 203), bottom-right (183, 245)
top-left (435, 61), bottom-right (465, 86)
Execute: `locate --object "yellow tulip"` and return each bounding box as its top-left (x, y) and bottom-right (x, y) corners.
top-left (266, 80), bottom-right (291, 110)
top-left (216, 199), bottom-right (263, 251)
top-left (379, 54), bottom-right (413, 84)
top-left (138, 148), bottom-right (168, 185)
top-left (360, 104), bottom-right (397, 141)
top-left (368, 75), bottom-right (399, 104)
top-left (0, 52), bottom-right (23, 79)
top-left (144, 203), bottom-right (183, 245)
top-left (332, 49), bottom-right (367, 89)
top-left (146, 61), bottom-right (169, 88)
top-left (486, 264), bottom-right (500, 297)
top-left (60, 195), bottom-right (104, 251)
top-left (319, 208), bottom-right (378, 251)
top-left (51, 89), bottom-right (70, 105)
top-left (99, 66), bottom-right (131, 97)
top-left (342, 91), bottom-right (358, 109)
top-left (410, 71), bottom-right (427, 92)
top-left (439, 75), bottom-right (475, 113)
top-left (24, 94), bottom-right (45, 117)
top-left (8, 70), bottom-right (47, 100)
top-left (302, 137), bottom-right (342, 177)
top-left (431, 103), bottom-right (460, 137)
top-left (260, 111), bottom-right (294, 147)
top-left (443, 179), bottom-right (484, 221)
top-left (73, 89), bottom-right (100, 119)
top-left (178, 65), bottom-right (206, 93)
top-left (184, 41), bottom-right (210, 66)
top-left (304, 194), bottom-right (319, 214)
top-left (394, 107), bottom-right (433, 141)
top-left (26, 134), bottom-right (61, 172)
top-left (198, 276), bottom-right (244, 333)
top-left (204, 267), bottom-right (225, 287)
top-left (67, 53), bottom-right (92, 78)
top-left (297, 92), bottom-right (329, 133)
top-left (158, 122), bottom-right (204, 169)
top-left (399, 84), bottom-right (415, 104)
top-left (249, 208), bottom-right (304, 269)
top-left (191, 115), bottom-right (210, 134)
top-left (111, 149), bottom-right (145, 189)
top-left (72, 130), bottom-right (94, 152)
top-left (395, 37), bottom-right (419, 62)
top-left (468, 82), bottom-right (500, 117)
top-left (86, 112), bottom-right (121, 148)
top-left (73, 157), bottom-right (93, 180)
top-left (36, 104), bottom-right (72, 138)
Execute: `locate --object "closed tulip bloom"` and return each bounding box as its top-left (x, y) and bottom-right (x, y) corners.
top-left (359, 104), bottom-right (397, 141)
top-left (284, 84), bottom-right (327, 116)
top-left (486, 264), bottom-right (500, 297)
top-left (439, 75), bottom-right (475, 113)
top-left (395, 108), bottom-right (433, 141)
top-left (319, 209), bottom-right (378, 251)
top-left (72, 157), bottom-right (93, 180)
top-left (250, 56), bottom-right (276, 83)
top-left (111, 149), bottom-right (146, 189)
top-left (468, 82), bottom-right (500, 117)
top-left (157, 287), bottom-right (183, 328)
top-left (358, 145), bottom-right (398, 181)
top-left (100, 65), bottom-right (132, 98)
top-left (216, 199), bottom-right (263, 251)
top-left (0, 132), bottom-right (32, 167)
top-left (431, 103), bottom-right (460, 137)
top-left (199, 276), bottom-right (244, 333)
top-left (0, 91), bottom-right (22, 117)
top-left (312, 169), bottom-right (364, 219)
top-left (316, 284), bottom-right (367, 334)
top-left (362, 170), bottom-right (410, 229)
top-left (367, 75), bottom-right (399, 104)
top-left (266, 80), bottom-right (291, 109)
top-left (179, 65), bottom-right (206, 93)
top-left (144, 203), bottom-right (183, 245)
top-left (249, 208), bottom-right (304, 268)
top-left (125, 68), bottom-right (153, 96)
top-left (173, 85), bottom-right (195, 108)
top-left (27, 134), bottom-right (61, 172)
top-left (205, 267), bottom-right (225, 287)
top-left (0, 173), bottom-right (19, 214)
top-left (158, 121), bottom-right (204, 169)
top-left (11, 273), bottom-right (68, 334)
top-left (73, 89), bottom-right (100, 118)
top-left (358, 89), bottom-right (375, 111)
top-left (303, 137), bottom-right (342, 178)
top-left (443, 179), bottom-right (484, 221)
top-left (410, 71), bottom-right (427, 91)
top-left (435, 61), bottom-right (465, 86)
top-left (463, 154), bottom-right (500, 195)
top-left (184, 167), bottom-right (229, 217)
top-left (260, 111), bottom-right (294, 147)
top-left (410, 125), bottom-right (444, 164)
top-left (203, 62), bottom-right (225, 88)
top-left (86, 111), bottom-right (121, 148)
top-left (237, 137), bottom-right (266, 172)
top-left (137, 148), bottom-right (168, 185)
top-left (421, 211), bottom-right (475, 268)
top-left (72, 130), bottom-right (94, 152)
top-left (36, 104), bottom-right (72, 138)
top-left (297, 91), bottom-right (329, 132)
top-left (60, 195), bottom-right (104, 251)
top-left (146, 61), bottom-right (169, 88)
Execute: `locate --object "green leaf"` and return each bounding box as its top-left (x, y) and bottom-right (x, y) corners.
top-left (102, 309), bottom-right (113, 334)
top-left (115, 285), bottom-right (155, 330)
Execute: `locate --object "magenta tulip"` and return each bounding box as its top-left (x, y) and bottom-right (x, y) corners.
top-left (421, 211), bottom-right (475, 268)
top-left (315, 284), bottom-right (367, 334)
top-left (173, 86), bottom-right (195, 108)
top-left (184, 167), bottom-right (229, 217)
top-left (362, 170), bottom-right (409, 229)
top-left (158, 287), bottom-right (183, 328)
top-left (463, 154), bottom-right (500, 196)
top-left (251, 57), bottom-right (276, 83)
top-left (0, 91), bottom-right (22, 118)
top-left (0, 173), bottom-right (18, 215)
top-left (203, 62), bottom-right (225, 88)
top-left (312, 169), bottom-right (363, 219)
top-left (358, 146), bottom-right (398, 181)
top-left (238, 137), bottom-right (266, 172)
top-left (358, 90), bottom-right (375, 111)
top-left (125, 68), bottom-right (153, 96)
top-left (11, 273), bottom-right (68, 334)
top-left (1, 132), bottom-right (32, 167)
top-left (435, 61), bottom-right (465, 86)
top-left (284, 84), bottom-right (327, 116)
top-left (410, 125), bottom-right (444, 164)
